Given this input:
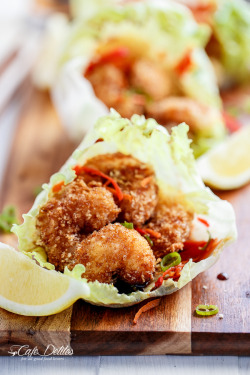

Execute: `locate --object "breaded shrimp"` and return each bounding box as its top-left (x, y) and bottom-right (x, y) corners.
top-left (83, 153), bottom-right (158, 226)
top-left (130, 59), bottom-right (172, 101)
top-left (36, 176), bottom-right (120, 271)
top-left (143, 202), bottom-right (193, 259)
top-left (86, 63), bottom-right (146, 118)
top-left (113, 92), bottom-right (146, 119)
top-left (146, 97), bottom-right (220, 134)
top-left (86, 63), bottom-right (127, 109)
top-left (74, 223), bottom-right (156, 285)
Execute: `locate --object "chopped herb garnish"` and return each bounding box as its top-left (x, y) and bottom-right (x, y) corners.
top-left (195, 304), bottom-right (219, 316)
top-left (144, 234), bottom-right (153, 247)
top-left (0, 205), bottom-right (19, 233)
top-left (121, 221), bottom-right (134, 229)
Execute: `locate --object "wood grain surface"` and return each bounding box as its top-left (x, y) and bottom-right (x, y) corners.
top-left (0, 87), bottom-right (249, 356)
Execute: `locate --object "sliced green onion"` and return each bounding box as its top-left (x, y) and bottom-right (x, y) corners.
top-left (121, 221), bottom-right (134, 229)
top-left (200, 231), bottom-right (212, 251)
top-left (161, 252), bottom-right (181, 272)
top-left (195, 304), bottom-right (219, 316)
top-left (144, 235), bottom-right (153, 247)
top-left (0, 205), bottom-right (19, 233)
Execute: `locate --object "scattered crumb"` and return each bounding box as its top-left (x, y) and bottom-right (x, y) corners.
top-left (202, 285), bottom-right (208, 290)
top-left (218, 314), bottom-right (224, 319)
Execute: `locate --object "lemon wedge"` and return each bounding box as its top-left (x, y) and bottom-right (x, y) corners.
top-left (0, 243), bottom-right (89, 316)
top-left (197, 125), bottom-right (250, 190)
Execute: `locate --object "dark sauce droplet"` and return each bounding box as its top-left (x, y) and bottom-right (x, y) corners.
top-left (217, 272), bottom-right (229, 281)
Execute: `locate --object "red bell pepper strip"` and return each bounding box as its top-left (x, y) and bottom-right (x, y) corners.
top-left (154, 276), bottom-right (164, 289)
top-left (175, 51), bottom-right (194, 75)
top-left (223, 111), bottom-right (242, 133)
top-left (85, 47), bottom-right (130, 75)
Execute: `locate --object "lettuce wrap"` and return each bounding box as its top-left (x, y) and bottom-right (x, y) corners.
top-left (11, 112), bottom-right (236, 307)
top-left (176, 0), bottom-right (250, 86)
top-left (212, 0), bottom-right (250, 85)
top-left (34, 0), bottom-right (225, 157)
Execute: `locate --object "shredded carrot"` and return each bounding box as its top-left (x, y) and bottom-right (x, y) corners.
top-left (52, 181), bottom-right (65, 193)
top-left (72, 165), bottom-right (124, 201)
top-left (140, 176), bottom-right (152, 188)
top-left (144, 228), bottom-right (161, 239)
top-left (133, 298), bottom-right (161, 325)
top-left (189, 3), bottom-right (216, 11)
top-left (135, 227), bottom-right (161, 238)
top-left (198, 217), bottom-right (209, 227)
top-left (123, 193), bottom-right (132, 201)
top-left (106, 187), bottom-right (117, 195)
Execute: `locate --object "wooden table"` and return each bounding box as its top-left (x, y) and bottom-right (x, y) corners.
top-left (0, 80), bottom-right (249, 357)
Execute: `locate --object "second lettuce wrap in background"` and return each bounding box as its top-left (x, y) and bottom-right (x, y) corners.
top-left (34, 0), bottom-right (226, 157)
top-left (177, 0), bottom-right (250, 88)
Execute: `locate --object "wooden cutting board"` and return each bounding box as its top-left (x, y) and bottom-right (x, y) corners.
top-left (0, 85), bottom-right (249, 356)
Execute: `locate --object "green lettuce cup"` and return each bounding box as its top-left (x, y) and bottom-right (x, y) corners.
top-left (11, 112), bottom-right (236, 307)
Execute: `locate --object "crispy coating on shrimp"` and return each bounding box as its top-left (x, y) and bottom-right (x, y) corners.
top-left (86, 64), bottom-right (127, 109)
top-left (36, 177), bottom-right (120, 271)
top-left (130, 59), bottom-right (172, 101)
top-left (74, 223), bottom-right (156, 285)
top-left (146, 97), bottom-right (220, 134)
top-left (83, 153), bottom-right (158, 226)
top-left (86, 63), bottom-right (146, 118)
top-left (143, 202), bottom-right (193, 260)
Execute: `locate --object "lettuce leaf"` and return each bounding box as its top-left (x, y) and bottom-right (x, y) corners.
top-left (33, 0), bottom-right (225, 156)
top-left (12, 112), bottom-right (236, 307)
top-left (65, 0), bottom-right (210, 67)
top-left (213, 0), bottom-right (250, 84)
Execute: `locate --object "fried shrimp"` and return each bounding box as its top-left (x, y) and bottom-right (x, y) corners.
top-left (74, 223), bottom-right (156, 285)
top-left (86, 64), bottom-right (127, 109)
top-left (130, 59), bottom-right (172, 101)
top-left (86, 63), bottom-right (146, 118)
top-left (83, 153), bottom-right (158, 226)
top-left (146, 97), bottom-right (220, 134)
top-left (36, 176), bottom-right (120, 271)
top-left (143, 202), bottom-right (194, 260)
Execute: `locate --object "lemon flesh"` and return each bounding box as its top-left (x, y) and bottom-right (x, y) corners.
top-left (197, 125), bottom-right (250, 190)
top-left (0, 243), bottom-right (89, 316)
